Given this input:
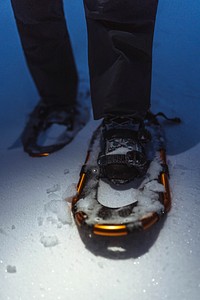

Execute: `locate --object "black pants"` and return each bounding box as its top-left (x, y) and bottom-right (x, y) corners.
top-left (11, 0), bottom-right (158, 119)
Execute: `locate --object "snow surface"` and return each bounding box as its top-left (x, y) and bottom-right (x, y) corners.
top-left (0, 1), bottom-right (200, 300)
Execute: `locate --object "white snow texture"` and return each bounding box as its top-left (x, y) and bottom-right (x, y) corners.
top-left (0, 1), bottom-right (200, 300)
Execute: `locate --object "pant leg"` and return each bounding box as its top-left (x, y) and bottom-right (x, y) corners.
top-left (11, 0), bottom-right (78, 106)
top-left (84, 0), bottom-right (158, 119)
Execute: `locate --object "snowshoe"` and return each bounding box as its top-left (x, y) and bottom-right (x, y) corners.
top-left (72, 113), bottom-right (173, 237)
top-left (21, 101), bottom-right (90, 157)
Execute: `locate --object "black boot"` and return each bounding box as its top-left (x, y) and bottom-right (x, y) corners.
top-left (98, 116), bottom-right (151, 184)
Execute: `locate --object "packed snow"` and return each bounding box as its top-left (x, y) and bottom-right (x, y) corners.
top-left (0, 1), bottom-right (200, 300)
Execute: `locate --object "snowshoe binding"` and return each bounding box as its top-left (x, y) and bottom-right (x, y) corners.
top-left (72, 113), bottom-right (175, 237)
top-left (21, 100), bottom-right (89, 157)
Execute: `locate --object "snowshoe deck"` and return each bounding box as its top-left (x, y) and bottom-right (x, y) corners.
top-left (72, 120), bottom-right (171, 237)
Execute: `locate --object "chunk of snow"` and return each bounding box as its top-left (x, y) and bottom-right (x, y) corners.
top-left (145, 180), bottom-right (165, 192)
top-left (6, 265), bottom-right (17, 273)
top-left (62, 184), bottom-right (77, 201)
top-left (40, 235), bottom-right (59, 248)
top-left (46, 184), bottom-right (61, 194)
top-left (146, 157), bottom-right (163, 180)
top-left (44, 200), bottom-right (72, 225)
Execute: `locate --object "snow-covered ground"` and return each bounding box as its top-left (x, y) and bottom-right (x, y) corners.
top-left (0, 1), bottom-right (200, 300)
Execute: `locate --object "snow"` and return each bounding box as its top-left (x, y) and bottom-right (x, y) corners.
top-left (46, 184), bottom-right (61, 194)
top-left (144, 180), bottom-right (165, 193)
top-left (6, 265), bottom-right (17, 274)
top-left (40, 235), bottom-right (59, 248)
top-left (0, 1), bottom-right (200, 300)
top-left (44, 199), bottom-right (72, 225)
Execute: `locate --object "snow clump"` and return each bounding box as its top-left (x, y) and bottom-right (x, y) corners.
top-left (44, 200), bottom-right (72, 225)
top-left (40, 235), bottom-right (59, 248)
top-left (6, 265), bottom-right (17, 273)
